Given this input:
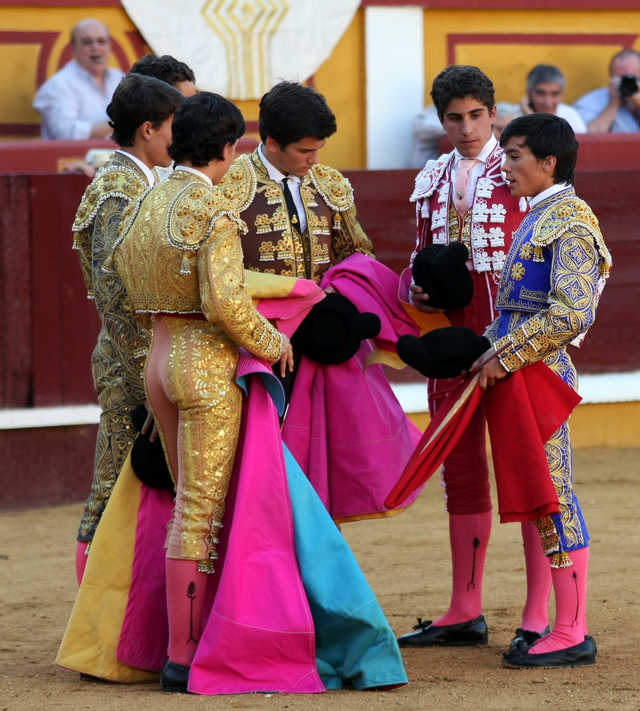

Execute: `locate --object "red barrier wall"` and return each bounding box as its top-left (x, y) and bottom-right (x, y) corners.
top-left (1, 134), bottom-right (638, 510)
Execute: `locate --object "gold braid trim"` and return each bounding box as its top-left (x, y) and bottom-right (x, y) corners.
top-left (532, 195), bottom-right (611, 276)
top-left (72, 165), bottom-right (147, 232)
top-left (534, 516), bottom-right (561, 556)
top-left (550, 552), bottom-right (573, 569)
top-left (308, 164), bottom-right (354, 212)
top-left (218, 154), bottom-right (257, 213)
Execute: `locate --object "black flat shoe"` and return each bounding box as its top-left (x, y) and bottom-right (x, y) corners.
top-left (160, 660), bottom-right (191, 693)
top-left (505, 625), bottom-right (551, 656)
top-left (397, 615), bottom-right (488, 647)
top-left (502, 639), bottom-right (596, 669)
top-left (584, 635), bottom-right (598, 656)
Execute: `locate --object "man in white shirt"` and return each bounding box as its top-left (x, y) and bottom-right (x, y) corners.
top-left (520, 64), bottom-right (586, 134)
top-left (33, 18), bottom-right (124, 140)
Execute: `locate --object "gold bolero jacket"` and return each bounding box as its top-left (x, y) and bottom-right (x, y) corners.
top-left (114, 170), bottom-right (283, 363)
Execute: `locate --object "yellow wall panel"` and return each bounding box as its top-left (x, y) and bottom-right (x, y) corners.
top-left (0, 45), bottom-right (41, 123)
top-left (314, 9), bottom-right (366, 170)
top-left (423, 9), bottom-right (640, 105)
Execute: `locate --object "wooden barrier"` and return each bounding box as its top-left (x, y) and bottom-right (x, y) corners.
top-left (1, 134), bottom-right (638, 510)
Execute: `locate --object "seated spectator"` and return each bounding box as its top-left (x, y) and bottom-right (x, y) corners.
top-left (492, 102), bottom-right (522, 140)
top-left (574, 49), bottom-right (640, 133)
top-left (129, 54), bottom-right (197, 97)
top-left (520, 64), bottom-right (586, 133)
top-left (32, 18), bottom-right (124, 140)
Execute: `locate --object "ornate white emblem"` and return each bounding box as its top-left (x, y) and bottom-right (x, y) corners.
top-left (472, 198), bottom-right (489, 223)
top-left (437, 182), bottom-right (450, 204)
top-left (489, 203), bottom-right (507, 223)
top-left (492, 250), bottom-right (507, 272)
top-left (488, 227), bottom-right (505, 247)
top-left (432, 230), bottom-right (447, 245)
top-left (474, 249), bottom-right (492, 272)
top-left (431, 205), bottom-right (447, 229)
top-left (476, 177), bottom-right (494, 198)
top-left (471, 225), bottom-right (488, 248)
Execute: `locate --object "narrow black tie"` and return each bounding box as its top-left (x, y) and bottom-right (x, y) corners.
top-left (281, 176), bottom-right (300, 229)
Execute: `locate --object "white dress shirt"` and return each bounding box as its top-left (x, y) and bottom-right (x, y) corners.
top-left (116, 150), bottom-right (156, 186)
top-left (258, 144), bottom-right (308, 233)
top-left (451, 134), bottom-right (498, 209)
top-left (33, 60), bottom-right (125, 140)
top-left (528, 182), bottom-right (571, 209)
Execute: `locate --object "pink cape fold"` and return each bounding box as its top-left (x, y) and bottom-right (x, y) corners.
top-left (117, 485), bottom-right (173, 670)
top-left (320, 253), bottom-right (422, 353)
top-left (253, 277), bottom-right (325, 338)
top-left (271, 255), bottom-right (423, 521)
top-left (189, 353), bottom-right (324, 694)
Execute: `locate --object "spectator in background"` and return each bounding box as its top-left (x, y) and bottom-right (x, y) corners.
top-left (492, 102), bottom-right (522, 140)
top-left (520, 64), bottom-right (586, 134)
top-left (129, 54), bottom-right (197, 97)
top-left (574, 49), bottom-right (640, 133)
top-left (410, 104), bottom-right (445, 168)
top-left (33, 18), bottom-right (124, 140)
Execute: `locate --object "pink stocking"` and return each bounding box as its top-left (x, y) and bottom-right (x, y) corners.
top-left (434, 511), bottom-right (491, 626)
top-left (529, 547), bottom-right (589, 654)
top-left (166, 557), bottom-right (208, 667)
top-left (75, 541), bottom-right (89, 586)
top-left (520, 521), bottom-right (552, 633)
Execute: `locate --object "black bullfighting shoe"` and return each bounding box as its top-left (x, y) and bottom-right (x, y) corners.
top-left (160, 659), bottom-right (191, 693)
top-left (505, 625), bottom-right (551, 657)
top-left (502, 638), bottom-right (597, 669)
top-left (397, 615), bottom-right (488, 647)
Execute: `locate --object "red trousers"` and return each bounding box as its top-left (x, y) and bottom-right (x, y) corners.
top-left (427, 270), bottom-right (497, 515)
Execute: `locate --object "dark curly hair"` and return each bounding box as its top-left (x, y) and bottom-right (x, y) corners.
top-left (168, 92), bottom-right (245, 166)
top-left (431, 65), bottom-right (495, 120)
top-left (107, 73), bottom-right (183, 147)
top-left (500, 113), bottom-right (578, 185)
top-left (259, 80), bottom-right (336, 147)
top-left (129, 54), bottom-right (196, 88)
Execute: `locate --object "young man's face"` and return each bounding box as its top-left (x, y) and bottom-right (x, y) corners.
top-left (147, 116), bottom-right (174, 168)
top-left (263, 136), bottom-right (326, 177)
top-left (529, 82), bottom-right (563, 115)
top-left (175, 80), bottom-right (197, 98)
top-left (440, 97), bottom-right (497, 158)
top-left (501, 135), bottom-right (556, 198)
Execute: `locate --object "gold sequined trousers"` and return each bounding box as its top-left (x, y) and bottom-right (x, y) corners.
top-left (77, 326), bottom-right (146, 541)
top-left (146, 314), bottom-right (242, 566)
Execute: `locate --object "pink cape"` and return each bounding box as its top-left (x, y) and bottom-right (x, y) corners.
top-left (279, 255), bottom-right (423, 521)
top-left (189, 355), bottom-right (323, 694)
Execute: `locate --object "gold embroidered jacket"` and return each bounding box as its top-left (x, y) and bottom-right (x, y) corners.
top-left (71, 151), bottom-right (151, 541)
top-left (485, 188), bottom-right (611, 373)
top-left (114, 170), bottom-right (283, 363)
top-left (219, 149), bottom-right (374, 283)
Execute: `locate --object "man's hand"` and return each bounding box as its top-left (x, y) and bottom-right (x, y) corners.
top-left (409, 283), bottom-right (446, 314)
top-left (279, 334), bottom-right (294, 378)
top-left (141, 401), bottom-right (158, 442)
top-left (471, 348), bottom-right (508, 390)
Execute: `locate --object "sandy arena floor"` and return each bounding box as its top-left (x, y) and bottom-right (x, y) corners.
top-left (1, 447), bottom-right (638, 711)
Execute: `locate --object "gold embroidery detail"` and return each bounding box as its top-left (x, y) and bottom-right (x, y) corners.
top-left (511, 262), bottom-right (526, 281)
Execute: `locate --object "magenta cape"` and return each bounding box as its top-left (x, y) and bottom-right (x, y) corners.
top-left (59, 353), bottom-right (407, 693)
top-left (249, 255), bottom-right (425, 522)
